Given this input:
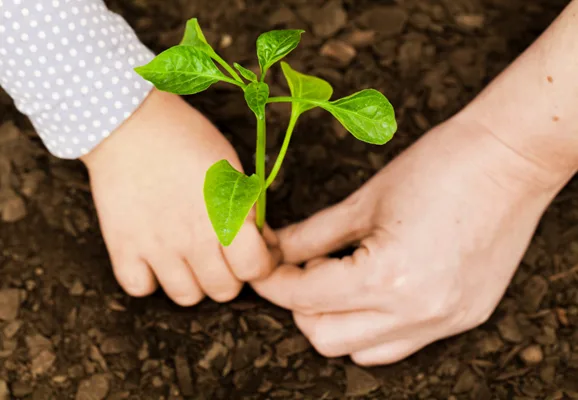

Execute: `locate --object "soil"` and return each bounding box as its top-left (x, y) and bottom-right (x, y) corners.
top-left (1, 0), bottom-right (577, 399)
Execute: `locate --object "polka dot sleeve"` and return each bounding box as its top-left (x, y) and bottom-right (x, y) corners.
top-left (0, 0), bottom-right (155, 159)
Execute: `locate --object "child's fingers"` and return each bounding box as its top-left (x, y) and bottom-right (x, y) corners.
top-left (223, 221), bottom-right (276, 282)
top-left (110, 253), bottom-right (158, 297)
top-left (185, 243), bottom-right (242, 303)
top-left (147, 252), bottom-right (204, 307)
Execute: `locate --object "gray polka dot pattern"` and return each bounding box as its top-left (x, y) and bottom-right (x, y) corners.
top-left (0, 0), bottom-right (154, 159)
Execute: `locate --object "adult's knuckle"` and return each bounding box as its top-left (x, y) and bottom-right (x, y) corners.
top-left (360, 272), bottom-right (388, 295)
top-left (358, 243), bottom-right (410, 293)
top-left (359, 259), bottom-right (395, 295)
top-left (340, 192), bottom-right (370, 236)
top-left (420, 299), bottom-right (447, 323)
top-left (421, 282), bottom-right (462, 322)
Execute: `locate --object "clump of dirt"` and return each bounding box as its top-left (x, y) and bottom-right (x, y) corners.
top-left (1, 0), bottom-right (577, 399)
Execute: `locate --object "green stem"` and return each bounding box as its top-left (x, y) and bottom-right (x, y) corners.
top-left (260, 68), bottom-right (268, 83)
top-left (212, 53), bottom-right (245, 85)
top-left (255, 117), bottom-right (267, 230)
top-left (265, 111), bottom-right (299, 188)
top-left (267, 96), bottom-right (322, 106)
top-left (221, 77), bottom-right (246, 89)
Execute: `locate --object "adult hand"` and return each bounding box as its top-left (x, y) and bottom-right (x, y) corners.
top-left (82, 89), bottom-right (277, 306)
top-left (253, 115), bottom-right (573, 366)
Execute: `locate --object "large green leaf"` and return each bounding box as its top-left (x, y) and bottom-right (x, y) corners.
top-left (134, 46), bottom-right (226, 95)
top-left (281, 62), bottom-right (333, 115)
top-left (244, 82), bottom-right (269, 120)
top-left (256, 30), bottom-right (304, 76)
top-left (234, 63), bottom-right (258, 83)
top-left (180, 18), bottom-right (215, 56)
top-left (320, 89), bottom-right (397, 145)
top-left (204, 160), bottom-right (262, 246)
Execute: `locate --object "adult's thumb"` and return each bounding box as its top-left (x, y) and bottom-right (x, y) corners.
top-left (278, 195), bottom-right (371, 264)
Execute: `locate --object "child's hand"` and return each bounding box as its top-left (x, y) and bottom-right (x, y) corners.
top-left (81, 89), bottom-right (276, 305)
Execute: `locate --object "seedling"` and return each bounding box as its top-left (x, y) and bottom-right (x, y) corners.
top-left (135, 19), bottom-right (397, 246)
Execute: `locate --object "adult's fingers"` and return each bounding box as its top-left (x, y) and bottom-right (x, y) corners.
top-left (293, 310), bottom-right (401, 357)
top-left (252, 248), bottom-right (372, 314)
top-left (262, 223), bottom-right (280, 249)
top-left (147, 252), bottom-right (204, 306)
top-left (277, 193), bottom-right (371, 264)
top-left (223, 221), bottom-right (276, 281)
top-left (350, 339), bottom-right (421, 366)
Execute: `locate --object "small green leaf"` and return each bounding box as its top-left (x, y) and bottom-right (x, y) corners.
top-left (256, 30), bottom-right (304, 76)
top-left (320, 89), bottom-right (397, 145)
top-left (234, 63), bottom-right (258, 83)
top-left (204, 160), bottom-right (262, 246)
top-left (244, 82), bottom-right (269, 120)
top-left (281, 62), bottom-right (333, 115)
top-left (180, 18), bottom-right (215, 56)
top-left (134, 46), bottom-right (227, 95)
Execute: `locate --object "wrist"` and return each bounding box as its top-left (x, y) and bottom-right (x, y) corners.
top-left (81, 89), bottom-right (161, 172)
top-left (459, 98), bottom-right (578, 191)
top-left (445, 110), bottom-right (575, 197)
top-left (457, 0), bottom-right (578, 185)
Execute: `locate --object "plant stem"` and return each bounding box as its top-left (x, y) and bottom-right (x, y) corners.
top-left (267, 96), bottom-right (321, 106)
top-left (221, 77), bottom-right (246, 89)
top-left (212, 53), bottom-right (245, 85)
top-left (255, 117), bottom-right (267, 230)
top-left (265, 111), bottom-right (298, 188)
top-left (260, 68), bottom-right (268, 83)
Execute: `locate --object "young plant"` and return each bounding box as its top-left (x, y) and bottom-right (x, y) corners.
top-left (135, 18), bottom-right (397, 246)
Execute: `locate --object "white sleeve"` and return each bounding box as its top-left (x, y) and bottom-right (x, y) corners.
top-left (0, 0), bottom-right (155, 159)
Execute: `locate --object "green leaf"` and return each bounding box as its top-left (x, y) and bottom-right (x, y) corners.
top-left (281, 62), bottom-right (333, 115)
top-left (134, 45), bottom-right (227, 95)
top-left (244, 82), bottom-right (269, 120)
top-left (204, 160), bottom-right (262, 246)
top-left (180, 18), bottom-right (215, 56)
top-left (234, 63), bottom-right (258, 83)
top-left (256, 30), bottom-right (304, 76)
top-left (320, 89), bottom-right (397, 145)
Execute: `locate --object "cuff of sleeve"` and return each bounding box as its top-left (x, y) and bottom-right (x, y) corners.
top-left (0, 1), bottom-right (156, 159)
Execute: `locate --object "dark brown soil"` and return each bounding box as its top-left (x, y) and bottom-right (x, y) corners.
top-left (1, 0), bottom-right (578, 399)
